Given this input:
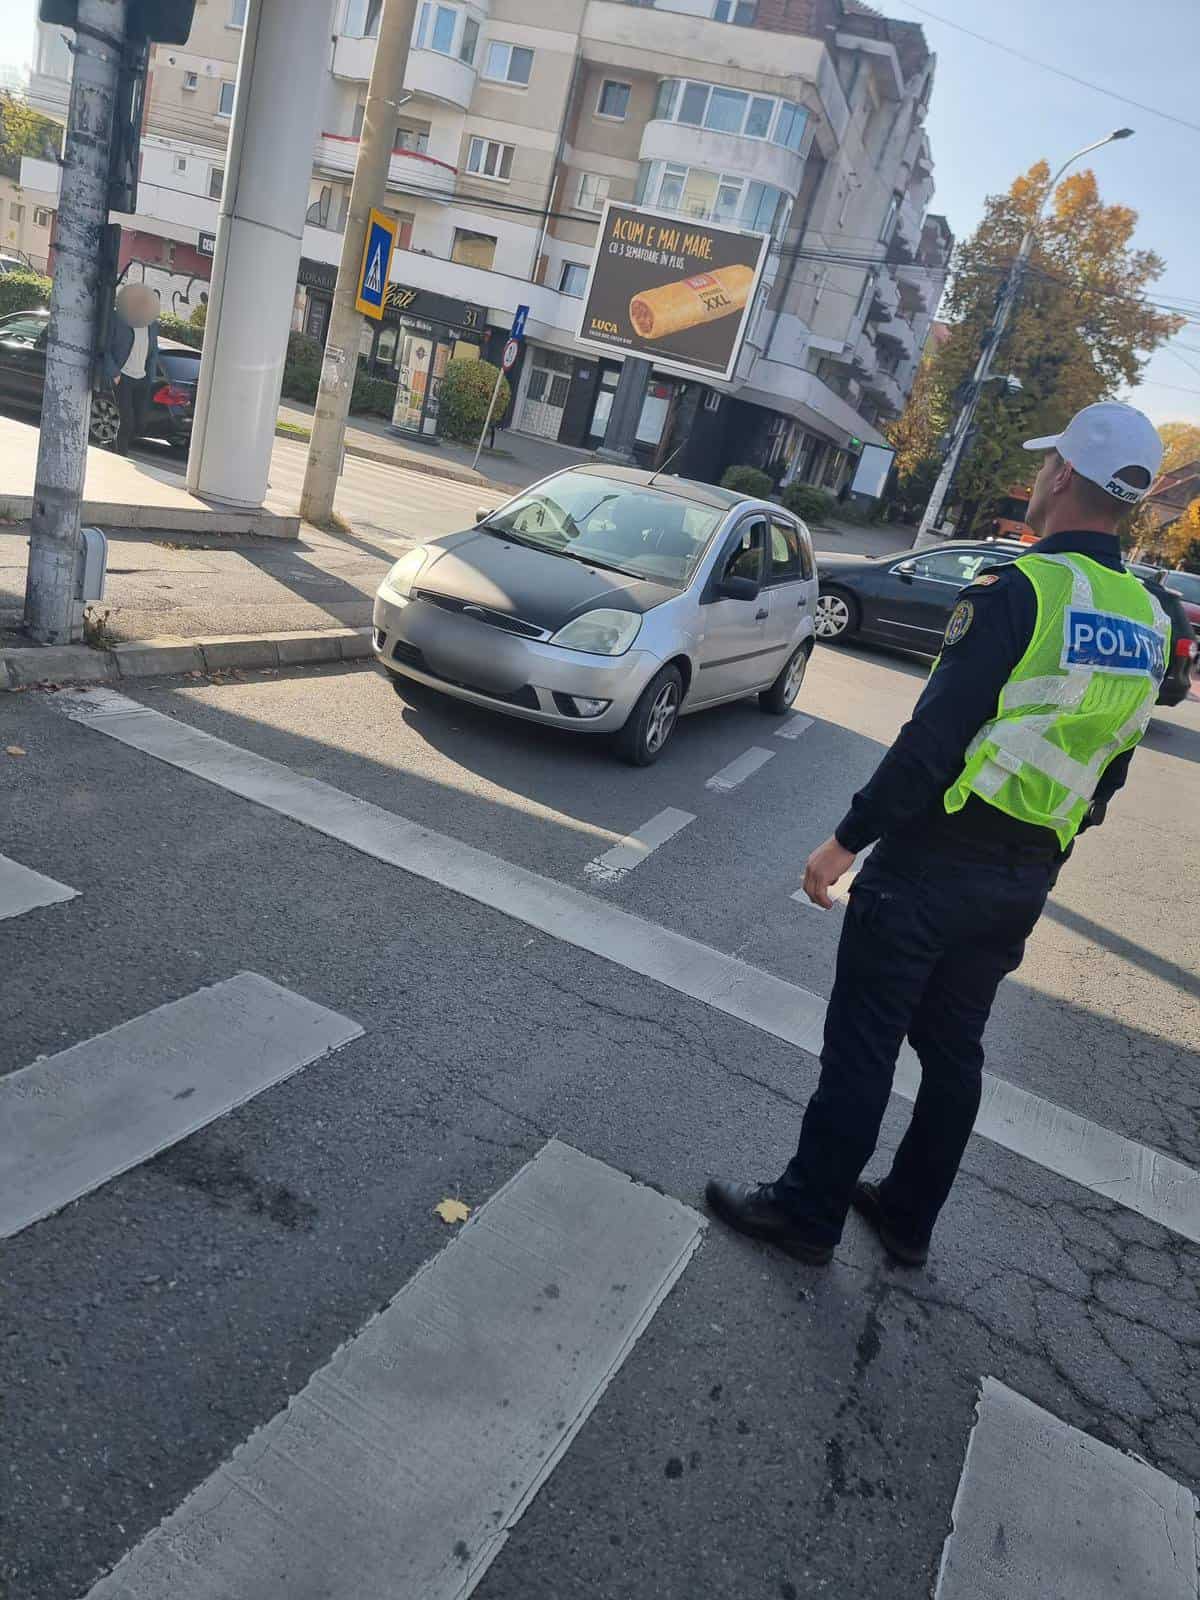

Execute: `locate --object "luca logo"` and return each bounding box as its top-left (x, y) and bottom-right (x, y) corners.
top-left (1062, 608), bottom-right (1163, 676)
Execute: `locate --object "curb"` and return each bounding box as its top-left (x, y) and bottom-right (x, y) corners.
top-left (0, 626), bottom-right (375, 692)
top-left (274, 428), bottom-right (522, 493)
top-left (0, 496), bottom-right (299, 540)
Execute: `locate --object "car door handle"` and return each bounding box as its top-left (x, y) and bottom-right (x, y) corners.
top-left (755, 608), bottom-right (769, 621)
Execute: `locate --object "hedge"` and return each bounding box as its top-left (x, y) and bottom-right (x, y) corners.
top-left (0, 270), bottom-right (52, 319)
top-left (720, 464), bottom-right (774, 499)
top-left (157, 312), bottom-right (204, 348)
top-left (780, 482), bottom-right (835, 522)
top-left (437, 357), bottom-right (509, 444)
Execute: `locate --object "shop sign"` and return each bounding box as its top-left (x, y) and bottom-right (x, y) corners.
top-left (383, 283), bottom-right (486, 332)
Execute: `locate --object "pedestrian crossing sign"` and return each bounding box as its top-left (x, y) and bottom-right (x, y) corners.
top-left (355, 208), bottom-right (399, 321)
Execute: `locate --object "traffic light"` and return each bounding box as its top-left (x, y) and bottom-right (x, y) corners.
top-left (39, 1), bottom-right (196, 44)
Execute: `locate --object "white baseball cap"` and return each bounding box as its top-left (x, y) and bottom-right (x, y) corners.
top-left (1023, 401), bottom-right (1163, 505)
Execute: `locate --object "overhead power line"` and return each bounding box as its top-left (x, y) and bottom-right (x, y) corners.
top-left (884, 0), bottom-right (1200, 135)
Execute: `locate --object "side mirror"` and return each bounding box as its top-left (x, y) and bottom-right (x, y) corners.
top-left (476, 506), bottom-right (496, 524)
top-left (895, 560), bottom-right (915, 582)
top-left (719, 574), bottom-right (761, 602)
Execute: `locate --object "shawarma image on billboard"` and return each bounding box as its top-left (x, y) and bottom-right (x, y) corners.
top-left (575, 202), bottom-right (771, 382)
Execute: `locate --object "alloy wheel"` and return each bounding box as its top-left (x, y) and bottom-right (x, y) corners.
top-left (784, 647), bottom-right (808, 701)
top-left (815, 593), bottom-right (851, 639)
top-left (645, 680), bottom-right (680, 754)
top-left (89, 396), bottom-right (120, 449)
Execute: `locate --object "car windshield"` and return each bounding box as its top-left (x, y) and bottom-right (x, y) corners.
top-left (482, 474), bottom-right (725, 586)
top-left (158, 350), bottom-right (200, 381)
top-left (1163, 570), bottom-right (1200, 606)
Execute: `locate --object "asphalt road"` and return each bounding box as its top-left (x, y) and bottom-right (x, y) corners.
top-left (3, 618), bottom-right (1197, 1598)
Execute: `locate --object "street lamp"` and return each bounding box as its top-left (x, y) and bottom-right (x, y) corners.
top-left (915, 129), bottom-right (1134, 544)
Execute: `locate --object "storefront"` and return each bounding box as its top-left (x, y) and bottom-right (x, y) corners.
top-left (296, 257), bottom-right (337, 344)
top-left (366, 283), bottom-right (487, 439)
top-left (517, 346), bottom-right (687, 468)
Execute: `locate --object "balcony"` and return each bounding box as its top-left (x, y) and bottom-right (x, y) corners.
top-left (406, 47), bottom-right (476, 110)
top-left (332, 33), bottom-right (377, 82)
top-left (894, 261), bottom-right (932, 315)
top-left (875, 312), bottom-right (916, 364)
top-left (315, 134), bottom-right (457, 197)
top-left (865, 368), bottom-right (903, 417)
top-left (888, 196), bottom-right (921, 263)
top-left (870, 269), bottom-right (899, 322)
top-left (583, 2), bottom-right (826, 93)
top-left (851, 326), bottom-right (878, 380)
top-left (638, 118), bottom-right (805, 197)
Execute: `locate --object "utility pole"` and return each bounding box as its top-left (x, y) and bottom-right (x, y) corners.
top-left (300, 0), bottom-right (417, 525)
top-left (24, 0), bottom-right (127, 644)
top-left (915, 128), bottom-right (1132, 545)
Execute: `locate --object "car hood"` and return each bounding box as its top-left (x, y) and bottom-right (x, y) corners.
top-left (418, 529), bottom-right (679, 632)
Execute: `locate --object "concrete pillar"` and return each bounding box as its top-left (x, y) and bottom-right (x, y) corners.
top-left (595, 356), bottom-right (651, 466)
top-left (186, 0), bottom-right (330, 507)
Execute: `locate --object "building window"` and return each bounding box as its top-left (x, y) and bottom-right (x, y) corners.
top-left (306, 185), bottom-right (334, 228)
top-left (596, 80), bottom-right (631, 120)
top-left (415, 2), bottom-right (459, 56)
top-left (637, 160), bottom-right (791, 238)
top-left (352, 98), bottom-right (365, 137)
top-left (712, 0), bottom-right (756, 21)
top-left (174, 155), bottom-right (187, 174)
top-left (209, 166), bottom-right (224, 199)
top-left (34, 207), bottom-right (53, 227)
top-left (451, 228), bottom-right (496, 269)
top-left (344, 0), bottom-right (382, 35)
top-left (183, 70), bottom-right (198, 91)
top-left (459, 15), bottom-right (478, 63)
top-left (653, 79), bottom-right (807, 152)
top-left (229, 0), bottom-right (247, 24)
top-left (483, 41), bottom-right (533, 85)
top-left (394, 119), bottom-right (431, 154)
top-left (576, 172), bottom-right (609, 213)
top-left (879, 191), bottom-right (901, 242)
top-left (217, 81), bottom-right (236, 117)
top-left (558, 262), bottom-right (589, 298)
top-left (11, 203), bottom-right (25, 223)
top-left (466, 136), bottom-right (513, 182)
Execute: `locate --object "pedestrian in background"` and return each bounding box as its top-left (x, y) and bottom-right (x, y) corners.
top-left (707, 403), bottom-right (1168, 1269)
top-left (101, 282), bottom-right (166, 455)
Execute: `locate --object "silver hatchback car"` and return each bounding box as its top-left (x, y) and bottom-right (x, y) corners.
top-left (373, 464), bottom-right (818, 764)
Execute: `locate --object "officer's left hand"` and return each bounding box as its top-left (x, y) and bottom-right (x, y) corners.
top-left (803, 836), bottom-right (857, 909)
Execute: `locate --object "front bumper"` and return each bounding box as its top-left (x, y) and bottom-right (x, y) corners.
top-left (372, 587), bottom-right (659, 733)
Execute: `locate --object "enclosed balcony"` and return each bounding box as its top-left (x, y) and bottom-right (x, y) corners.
top-left (875, 312), bottom-right (917, 365)
top-left (640, 78), bottom-right (810, 194)
top-left (635, 160), bottom-right (793, 240)
top-left (870, 269), bottom-right (899, 322)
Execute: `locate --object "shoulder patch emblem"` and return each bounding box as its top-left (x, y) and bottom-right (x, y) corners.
top-left (970, 573), bottom-right (1001, 587)
top-left (944, 599), bottom-right (974, 647)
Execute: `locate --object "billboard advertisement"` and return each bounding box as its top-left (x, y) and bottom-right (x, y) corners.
top-left (574, 201), bottom-right (770, 383)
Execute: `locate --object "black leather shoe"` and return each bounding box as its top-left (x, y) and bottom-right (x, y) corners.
top-left (852, 1181), bottom-right (929, 1267)
top-left (705, 1179), bottom-right (833, 1265)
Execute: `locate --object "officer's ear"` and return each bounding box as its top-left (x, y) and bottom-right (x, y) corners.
top-left (1052, 452), bottom-right (1077, 497)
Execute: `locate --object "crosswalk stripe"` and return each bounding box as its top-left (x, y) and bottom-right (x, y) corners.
top-left (0, 972), bottom-right (362, 1240)
top-left (706, 746), bottom-right (775, 791)
top-left (0, 853), bottom-right (78, 921)
top-left (584, 807), bottom-right (696, 883)
top-left (59, 689), bottom-right (1200, 1247)
top-left (83, 1140), bottom-right (703, 1600)
top-left (936, 1378), bottom-right (1198, 1599)
top-left (773, 713), bottom-right (814, 740)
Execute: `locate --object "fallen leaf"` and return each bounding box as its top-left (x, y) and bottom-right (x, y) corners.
top-left (434, 1198), bottom-right (470, 1226)
top-left (6, 745), bottom-right (27, 757)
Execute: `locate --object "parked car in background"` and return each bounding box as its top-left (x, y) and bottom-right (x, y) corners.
top-left (0, 252), bottom-right (34, 275)
top-left (374, 465), bottom-right (819, 765)
top-left (0, 308), bottom-right (199, 454)
top-left (1156, 567), bottom-right (1200, 636)
top-left (817, 539), bottom-right (1195, 708)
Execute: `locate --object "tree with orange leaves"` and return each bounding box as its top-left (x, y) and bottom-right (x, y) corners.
top-left (924, 162), bottom-right (1183, 532)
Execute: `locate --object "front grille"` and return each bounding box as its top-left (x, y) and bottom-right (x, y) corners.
top-left (392, 638), bottom-right (539, 710)
top-left (414, 589), bottom-right (547, 640)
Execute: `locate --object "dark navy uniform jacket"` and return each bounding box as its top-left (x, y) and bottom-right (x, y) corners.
top-left (834, 530), bottom-right (1140, 860)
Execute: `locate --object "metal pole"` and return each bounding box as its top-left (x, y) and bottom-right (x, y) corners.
top-left (300, 0), bottom-right (419, 525)
top-left (471, 365), bottom-right (505, 472)
top-left (914, 130), bottom-right (1132, 545)
top-left (24, 0), bottom-right (127, 644)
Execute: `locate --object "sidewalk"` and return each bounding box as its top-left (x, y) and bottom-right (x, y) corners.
top-left (275, 401), bottom-right (595, 493)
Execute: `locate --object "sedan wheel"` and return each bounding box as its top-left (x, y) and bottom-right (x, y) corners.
top-left (760, 641), bottom-right (810, 715)
top-left (89, 394), bottom-right (120, 450)
top-left (617, 665), bottom-right (682, 767)
top-left (815, 590), bottom-right (855, 641)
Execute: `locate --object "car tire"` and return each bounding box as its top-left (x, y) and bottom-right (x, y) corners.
top-left (89, 393), bottom-right (120, 450)
top-left (760, 640), bottom-right (811, 715)
top-left (616, 664), bottom-right (683, 767)
top-left (815, 586), bottom-right (858, 644)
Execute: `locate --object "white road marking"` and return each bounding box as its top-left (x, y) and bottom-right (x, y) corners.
top-left (0, 972), bottom-right (362, 1240)
top-left (936, 1378), bottom-right (1198, 1599)
top-left (584, 807), bottom-right (695, 884)
top-left (773, 713), bottom-right (814, 741)
top-left (83, 1140), bottom-right (703, 1600)
top-left (0, 854), bottom-right (77, 921)
top-left (705, 746), bottom-right (775, 791)
top-left (60, 689), bottom-right (1200, 1247)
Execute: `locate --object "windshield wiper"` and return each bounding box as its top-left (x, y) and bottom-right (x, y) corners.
top-left (476, 521), bottom-right (554, 553)
top-left (555, 548), bottom-right (647, 580)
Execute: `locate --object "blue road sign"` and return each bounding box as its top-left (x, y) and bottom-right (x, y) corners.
top-left (355, 209), bottom-right (398, 321)
top-left (510, 304), bottom-right (529, 340)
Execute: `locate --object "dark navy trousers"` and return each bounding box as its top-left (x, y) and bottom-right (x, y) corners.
top-left (776, 837), bottom-right (1054, 1247)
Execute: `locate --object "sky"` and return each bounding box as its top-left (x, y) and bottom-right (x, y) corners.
top-left (5, 0), bottom-right (1199, 425)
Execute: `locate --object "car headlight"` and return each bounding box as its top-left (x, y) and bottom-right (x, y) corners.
top-left (383, 546), bottom-right (429, 599)
top-left (550, 609), bottom-right (642, 656)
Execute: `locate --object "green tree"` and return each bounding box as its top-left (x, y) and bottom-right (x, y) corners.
top-left (1162, 497), bottom-right (1200, 567)
top-left (437, 357), bottom-right (510, 445)
top-left (0, 92), bottom-right (62, 181)
top-left (932, 163), bottom-right (1183, 531)
top-left (1157, 421), bottom-right (1200, 473)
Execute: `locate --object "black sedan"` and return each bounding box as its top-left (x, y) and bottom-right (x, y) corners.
top-left (0, 307), bottom-right (200, 454)
top-left (815, 537), bottom-right (1195, 707)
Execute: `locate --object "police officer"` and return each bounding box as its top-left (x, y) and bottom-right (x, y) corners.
top-left (706, 402), bottom-right (1168, 1268)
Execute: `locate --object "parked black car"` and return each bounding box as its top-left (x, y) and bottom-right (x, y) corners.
top-left (0, 307), bottom-right (200, 454)
top-left (816, 538), bottom-right (1195, 708)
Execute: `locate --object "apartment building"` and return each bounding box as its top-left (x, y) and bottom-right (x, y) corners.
top-left (25, 0), bottom-right (952, 489)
